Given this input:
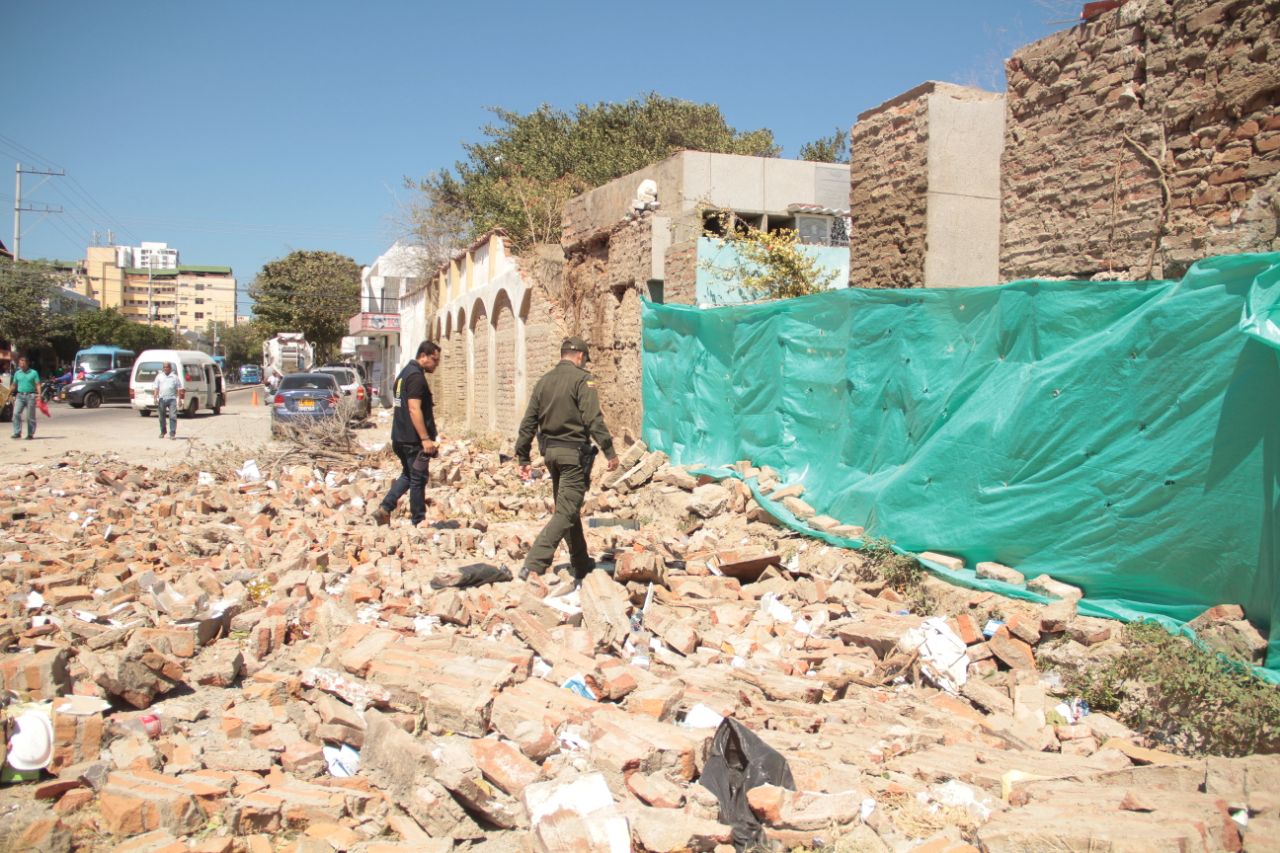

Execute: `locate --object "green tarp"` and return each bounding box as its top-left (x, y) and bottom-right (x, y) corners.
top-left (641, 253), bottom-right (1280, 679)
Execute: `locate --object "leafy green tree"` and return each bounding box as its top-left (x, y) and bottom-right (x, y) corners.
top-left (44, 314), bottom-right (80, 365)
top-left (799, 127), bottom-right (850, 164)
top-left (119, 322), bottom-right (176, 352)
top-left (213, 321), bottom-right (268, 368)
top-left (74, 307), bottom-right (131, 349)
top-left (412, 93), bottom-right (780, 251)
top-left (249, 251), bottom-right (360, 360)
top-left (73, 307), bottom-right (174, 353)
top-left (0, 259), bottom-right (57, 353)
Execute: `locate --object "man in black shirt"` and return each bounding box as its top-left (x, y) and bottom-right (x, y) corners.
top-left (373, 341), bottom-right (441, 526)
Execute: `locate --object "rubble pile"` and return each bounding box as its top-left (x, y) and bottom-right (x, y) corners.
top-left (0, 440), bottom-right (1276, 853)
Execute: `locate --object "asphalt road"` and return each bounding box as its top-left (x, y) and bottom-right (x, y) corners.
top-left (0, 385), bottom-right (274, 465)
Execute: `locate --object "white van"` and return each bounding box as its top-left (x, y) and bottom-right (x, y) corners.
top-left (130, 350), bottom-right (226, 418)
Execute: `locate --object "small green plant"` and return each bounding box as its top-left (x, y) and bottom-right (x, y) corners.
top-left (861, 536), bottom-right (930, 614)
top-left (1066, 621), bottom-right (1280, 756)
top-left (699, 211), bottom-right (837, 301)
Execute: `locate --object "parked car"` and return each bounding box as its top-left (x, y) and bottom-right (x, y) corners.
top-left (270, 372), bottom-right (345, 436)
top-left (65, 368), bottom-right (132, 409)
top-left (315, 365), bottom-right (370, 419)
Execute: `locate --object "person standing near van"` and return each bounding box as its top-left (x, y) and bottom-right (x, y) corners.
top-left (9, 356), bottom-right (39, 440)
top-left (153, 362), bottom-right (185, 440)
top-left (373, 341), bottom-right (441, 527)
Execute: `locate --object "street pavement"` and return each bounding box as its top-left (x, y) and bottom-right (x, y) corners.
top-left (0, 385), bottom-right (272, 465)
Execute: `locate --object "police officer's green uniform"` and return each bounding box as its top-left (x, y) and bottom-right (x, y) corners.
top-left (515, 337), bottom-right (617, 578)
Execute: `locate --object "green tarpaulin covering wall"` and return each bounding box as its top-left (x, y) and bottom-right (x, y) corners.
top-left (641, 253), bottom-right (1280, 679)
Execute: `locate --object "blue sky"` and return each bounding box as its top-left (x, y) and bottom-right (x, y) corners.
top-left (3, 1), bottom-right (1069, 314)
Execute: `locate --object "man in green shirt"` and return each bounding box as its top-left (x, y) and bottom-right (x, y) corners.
top-left (10, 356), bottom-right (40, 440)
top-left (515, 337), bottom-right (620, 581)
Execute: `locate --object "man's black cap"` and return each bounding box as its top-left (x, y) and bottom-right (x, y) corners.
top-left (562, 336), bottom-right (591, 361)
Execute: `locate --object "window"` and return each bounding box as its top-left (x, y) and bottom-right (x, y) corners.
top-left (280, 374), bottom-right (339, 392)
top-left (195, 312), bottom-right (205, 320)
top-left (184, 364), bottom-right (202, 382)
top-left (795, 215), bottom-right (832, 245)
top-left (195, 298), bottom-right (205, 305)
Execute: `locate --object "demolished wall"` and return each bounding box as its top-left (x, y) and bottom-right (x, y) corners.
top-left (560, 215), bottom-right (659, 442)
top-left (1001, 0), bottom-right (1280, 280)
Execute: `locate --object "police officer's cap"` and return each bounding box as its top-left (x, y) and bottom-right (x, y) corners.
top-left (561, 336), bottom-right (591, 362)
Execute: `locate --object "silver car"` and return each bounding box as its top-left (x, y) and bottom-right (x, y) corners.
top-left (315, 365), bottom-right (370, 419)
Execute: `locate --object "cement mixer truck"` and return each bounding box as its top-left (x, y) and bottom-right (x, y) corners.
top-left (262, 333), bottom-right (315, 392)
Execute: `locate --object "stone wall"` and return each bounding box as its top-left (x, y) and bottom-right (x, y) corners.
top-left (1001, 0), bottom-right (1280, 280)
top-left (493, 292), bottom-right (518, 436)
top-left (434, 327), bottom-right (465, 434)
top-left (559, 214), bottom-right (658, 440)
top-left (850, 85), bottom-right (931, 288)
top-left (662, 240), bottom-right (698, 306)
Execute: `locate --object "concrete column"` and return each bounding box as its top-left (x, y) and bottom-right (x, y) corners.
top-left (514, 306), bottom-right (527, 420)
top-left (487, 312), bottom-right (497, 430)
top-left (465, 320), bottom-right (475, 430)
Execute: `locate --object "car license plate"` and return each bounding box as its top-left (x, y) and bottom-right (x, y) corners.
top-left (299, 400), bottom-right (315, 410)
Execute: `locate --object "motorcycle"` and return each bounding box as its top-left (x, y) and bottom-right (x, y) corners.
top-left (41, 378), bottom-right (68, 403)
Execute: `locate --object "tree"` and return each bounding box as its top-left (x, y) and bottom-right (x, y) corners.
top-left (214, 321), bottom-right (269, 368)
top-left (799, 127), bottom-right (850, 164)
top-left (249, 251), bottom-right (360, 360)
top-left (411, 93), bottom-right (780, 251)
top-left (0, 259), bottom-right (57, 353)
top-left (73, 308), bottom-right (175, 353)
top-left (699, 212), bottom-right (838, 301)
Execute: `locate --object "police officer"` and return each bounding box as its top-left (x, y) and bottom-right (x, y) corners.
top-left (373, 341), bottom-right (441, 526)
top-left (515, 336), bottom-right (619, 580)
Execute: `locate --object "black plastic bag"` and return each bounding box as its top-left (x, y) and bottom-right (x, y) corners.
top-left (699, 717), bottom-right (795, 850)
top-left (429, 563), bottom-right (513, 590)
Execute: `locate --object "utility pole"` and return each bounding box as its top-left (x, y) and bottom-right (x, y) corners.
top-left (148, 254), bottom-right (156, 326)
top-left (13, 163), bottom-right (67, 261)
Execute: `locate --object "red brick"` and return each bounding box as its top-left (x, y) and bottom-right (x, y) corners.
top-left (626, 771), bottom-right (686, 808)
top-left (189, 839), bottom-right (235, 853)
top-left (98, 771), bottom-right (204, 836)
top-left (13, 816), bottom-right (70, 852)
top-left (1005, 614), bottom-right (1041, 646)
top-left (930, 692), bottom-right (986, 725)
top-left (469, 737), bottom-right (543, 796)
top-left (0, 646), bottom-right (71, 699)
top-left (988, 627), bottom-right (1037, 671)
top-left (747, 784), bottom-right (786, 823)
top-left (55, 788), bottom-right (96, 813)
top-left (949, 613), bottom-right (982, 645)
top-left (280, 741), bottom-right (327, 778)
top-left (109, 830), bottom-right (187, 853)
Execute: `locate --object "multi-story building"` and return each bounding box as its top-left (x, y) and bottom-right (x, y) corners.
top-left (76, 244), bottom-right (236, 335)
top-left (348, 241), bottom-right (430, 403)
top-left (121, 242), bottom-right (180, 271)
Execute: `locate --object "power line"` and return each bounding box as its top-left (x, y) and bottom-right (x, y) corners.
top-left (64, 176), bottom-right (139, 244)
top-left (13, 164), bottom-right (66, 260)
top-left (110, 213), bottom-right (385, 240)
top-left (0, 133), bottom-right (60, 171)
